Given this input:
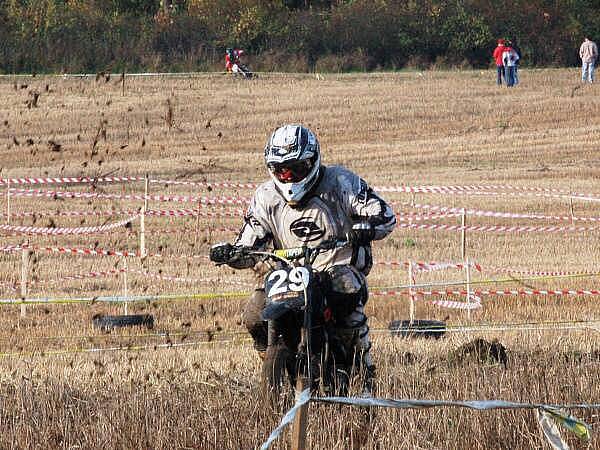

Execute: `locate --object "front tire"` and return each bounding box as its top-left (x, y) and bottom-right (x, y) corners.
top-left (261, 343), bottom-right (294, 406)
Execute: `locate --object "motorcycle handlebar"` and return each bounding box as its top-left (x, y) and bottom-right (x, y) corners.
top-left (237, 238), bottom-right (349, 264)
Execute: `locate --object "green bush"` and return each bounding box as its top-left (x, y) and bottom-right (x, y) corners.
top-left (0, 0), bottom-right (597, 73)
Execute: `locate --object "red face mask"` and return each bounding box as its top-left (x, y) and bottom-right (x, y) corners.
top-left (269, 160), bottom-right (313, 183)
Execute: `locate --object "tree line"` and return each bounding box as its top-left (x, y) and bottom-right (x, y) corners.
top-left (0, 0), bottom-right (598, 74)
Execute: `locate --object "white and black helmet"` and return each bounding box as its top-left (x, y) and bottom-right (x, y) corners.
top-left (264, 124), bottom-right (321, 205)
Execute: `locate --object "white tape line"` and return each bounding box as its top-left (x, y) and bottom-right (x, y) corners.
top-left (260, 389), bottom-right (311, 450)
top-left (312, 396), bottom-right (593, 447)
top-left (537, 409), bottom-right (569, 450)
top-left (262, 394), bottom-right (593, 449)
top-left (314, 395), bottom-right (600, 411)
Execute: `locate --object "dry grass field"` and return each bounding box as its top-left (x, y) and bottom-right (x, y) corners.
top-left (0, 69), bottom-right (599, 449)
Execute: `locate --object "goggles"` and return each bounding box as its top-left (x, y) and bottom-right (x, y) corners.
top-left (268, 159), bottom-right (313, 183)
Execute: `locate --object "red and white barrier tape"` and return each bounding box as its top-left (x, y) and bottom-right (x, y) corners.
top-left (376, 184), bottom-right (600, 200)
top-left (22, 244), bottom-right (145, 258)
top-left (396, 212), bottom-right (463, 221)
top-left (1, 267), bottom-right (254, 293)
top-left (5, 177), bottom-right (598, 198)
top-left (0, 268), bottom-right (126, 292)
top-left (150, 179), bottom-right (259, 189)
top-left (373, 288), bottom-right (600, 297)
top-left (0, 207), bottom-right (244, 219)
top-left (404, 203), bottom-right (600, 223)
top-left (127, 269), bottom-right (253, 288)
top-left (0, 176), bottom-right (145, 186)
top-left (0, 176), bottom-right (259, 190)
top-left (376, 260), bottom-right (481, 272)
top-left (6, 188), bottom-right (250, 205)
top-left (0, 216), bottom-right (138, 236)
top-left (431, 295), bottom-right (482, 310)
top-left (398, 222), bottom-right (600, 233)
top-left (0, 244), bottom-right (23, 253)
top-left (484, 265), bottom-right (599, 277)
top-left (146, 227), bottom-right (239, 235)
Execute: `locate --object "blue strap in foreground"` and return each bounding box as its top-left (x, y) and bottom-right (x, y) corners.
top-left (260, 389), bottom-right (311, 450)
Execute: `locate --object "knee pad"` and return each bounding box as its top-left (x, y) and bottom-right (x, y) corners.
top-left (324, 265), bottom-right (368, 318)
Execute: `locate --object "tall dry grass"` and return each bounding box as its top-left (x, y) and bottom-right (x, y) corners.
top-left (0, 69), bottom-right (599, 449)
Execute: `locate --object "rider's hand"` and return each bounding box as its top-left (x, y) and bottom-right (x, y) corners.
top-left (348, 222), bottom-right (375, 246)
top-left (209, 242), bottom-right (235, 264)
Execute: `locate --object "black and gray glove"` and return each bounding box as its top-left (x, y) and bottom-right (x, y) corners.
top-left (348, 222), bottom-right (375, 246)
top-left (209, 242), bottom-right (235, 265)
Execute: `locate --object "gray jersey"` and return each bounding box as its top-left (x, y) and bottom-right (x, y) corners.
top-left (234, 165), bottom-right (396, 272)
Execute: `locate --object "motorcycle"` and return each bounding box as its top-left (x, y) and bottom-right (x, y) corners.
top-left (231, 63), bottom-right (253, 79)
top-left (224, 239), bottom-right (368, 401)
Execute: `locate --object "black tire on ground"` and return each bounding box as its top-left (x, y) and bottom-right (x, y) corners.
top-left (261, 343), bottom-right (293, 404)
top-left (388, 319), bottom-right (446, 339)
top-left (92, 314), bottom-right (154, 331)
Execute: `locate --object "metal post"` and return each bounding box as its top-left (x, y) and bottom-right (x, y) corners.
top-left (461, 208), bottom-right (467, 260)
top-left (408, 261), bottom-right (415, 325)
top-left (122, 257), bottom-right (128, 315)
top-left (140, 174), bottom-right (149, 260)
top-left (466, 257), bottom-right (472, 321)
top-left (6, 179), bottom-right (10, 224)
top-left (20, 246), bottom-right (29, 317)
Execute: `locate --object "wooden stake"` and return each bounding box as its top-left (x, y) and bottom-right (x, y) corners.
top-left (20, 246), bottom-right (29, 317)
top-left (408, 261), bottom-right (415, 325)
top-left (569, 194), bottom-right (574, 225)
top-left (291, 376), bottom-right (309, 450)
top-left (461, 208), bottom-right (467, 260)
top-left (121, 71), bottom-right (125, 97)
top-left (194, 199), bottom-right (201, 247)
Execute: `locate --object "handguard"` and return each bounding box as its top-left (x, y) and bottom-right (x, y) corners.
top-left (209, 242), bottom-right (234, 264)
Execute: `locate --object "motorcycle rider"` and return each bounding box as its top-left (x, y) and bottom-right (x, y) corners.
top-left (225, 48), bottom-right (250, 77)
top-left (210, 124), bottom-right (396, 392)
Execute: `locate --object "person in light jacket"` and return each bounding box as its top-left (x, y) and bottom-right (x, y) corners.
top-left (579, 37), bottom-right (598, 83)
top-left (502, 44), bottom-right (519, 87)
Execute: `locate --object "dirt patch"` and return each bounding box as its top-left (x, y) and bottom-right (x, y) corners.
top-left (449, 338), bottom-right (508, 368)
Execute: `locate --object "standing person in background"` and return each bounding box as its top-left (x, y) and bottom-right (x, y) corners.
top-left (510, 38), bottom-right (522, 85)
top-left (493, 39), bottom-right (507, 85)
top-left (502, 42), bottom-right (519, 87)
top-left (579, 36), bottom-right (598, 83)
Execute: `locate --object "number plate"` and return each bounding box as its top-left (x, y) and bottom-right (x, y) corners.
top-left (265, 267), bottom-right (310, 302)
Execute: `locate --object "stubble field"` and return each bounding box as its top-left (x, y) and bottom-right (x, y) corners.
top-left (0, 69), bottom-right (599, 449)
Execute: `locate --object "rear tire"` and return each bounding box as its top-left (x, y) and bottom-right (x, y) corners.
top-left (92, 314), bottom-right (154, 331)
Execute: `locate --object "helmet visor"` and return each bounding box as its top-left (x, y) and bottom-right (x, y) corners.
top-left (268, 159), bottom-right (314, 183)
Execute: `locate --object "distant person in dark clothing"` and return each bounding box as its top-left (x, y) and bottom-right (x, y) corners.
top-left (493, 39), bottom-right (507, 85)
top-left (510, 39), bottom-right (522, 85)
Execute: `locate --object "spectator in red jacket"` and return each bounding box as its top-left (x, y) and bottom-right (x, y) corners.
top-left (492, 39), bottom-right (507, 85)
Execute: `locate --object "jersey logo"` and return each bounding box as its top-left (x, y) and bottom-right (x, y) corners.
top-left (357, 179), bottom-right (368, 203)
top-left (289, 218), bottom-right (325, 242)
